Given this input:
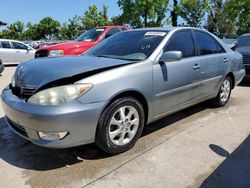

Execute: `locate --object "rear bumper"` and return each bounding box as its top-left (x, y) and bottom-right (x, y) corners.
top-left (234, 68), bottom-right (246, 86)
top-left (1, 88), bottom-right (106, 148)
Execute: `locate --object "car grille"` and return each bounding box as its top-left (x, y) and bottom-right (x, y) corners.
top-left (6, 117), bottom-right (28, 138)
top-left (243, 55), bottom-right (250, 64)
top-left (35, 49), bottom-right (49, 58)
top-left (11, 83), bottom-right (37, 99)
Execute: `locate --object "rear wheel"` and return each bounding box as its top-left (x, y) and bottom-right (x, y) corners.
top-left (95, 97), bottom-right (145, 154)
top-left (212, 76), bottom-right (232, 107)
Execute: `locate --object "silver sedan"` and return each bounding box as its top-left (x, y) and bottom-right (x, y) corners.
top-left (1, 27), bottom-right (245, 154)
top-left (0, 39), bottom-right (36, 65)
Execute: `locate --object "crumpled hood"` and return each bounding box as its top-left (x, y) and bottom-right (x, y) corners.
top-left (236, 46), bottom-right (250, 55)
top-left (14, 56), bottom-right (132, 90)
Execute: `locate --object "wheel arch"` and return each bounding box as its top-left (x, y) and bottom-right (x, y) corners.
top-left (226, 72), bottom-right (235, 89)
top-left (101, 90), bottom-right (149, 125)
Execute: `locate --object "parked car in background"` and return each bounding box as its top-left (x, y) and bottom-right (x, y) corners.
top-left (0, 59), bottom-right (4, 74)
top-left (35, 25), bottom-right (128, 58)
top-left (1, 27), bottom-right (245, 154)
top-left (0, 39), bottom-right (36, 65)
top-left (234, 34), bottom-right (250, 79)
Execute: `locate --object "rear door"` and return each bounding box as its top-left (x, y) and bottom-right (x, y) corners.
top-left (0, 41), bottom-right (16, 63)
top-left (193, 31), bottom-right (228, 97)
top-left (153, 30), bottom-right (202, 116)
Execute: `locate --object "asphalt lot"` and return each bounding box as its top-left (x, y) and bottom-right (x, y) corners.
top-left (0, 67), bottom-right (250, 188)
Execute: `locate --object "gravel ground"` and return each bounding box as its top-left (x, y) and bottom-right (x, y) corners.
top-left (0, 67), bottom-right (250, 188)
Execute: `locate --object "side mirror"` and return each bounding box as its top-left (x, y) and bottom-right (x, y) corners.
top-left (159, 51), bottom-right (182, 62)
top-left (229, 43), bottom-right (237, 51)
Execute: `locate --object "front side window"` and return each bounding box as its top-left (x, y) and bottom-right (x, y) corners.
top-left (12, 42), bottom-right (28, 50)
top-left (164, 31), bottom-right (195, 58)
top-left (1, 41), bottom-right (11, 49)
top-left (86, 31), bottom-right (167, 61)
top-left (195, 31), bottom-right (222, 55)
top-left (75, 28), bottom-right (105, 42)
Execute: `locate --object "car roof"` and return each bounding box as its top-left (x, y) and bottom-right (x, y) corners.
top-left (99, 25), bottom-right (128, 29)
top-left (240, 33), bottom-right (250, 37)
top-left (126, 27), bottom-right (207, 33)
top-left (0, 39), bottom-right (26, 43)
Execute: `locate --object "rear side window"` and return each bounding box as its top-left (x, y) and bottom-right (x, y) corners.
top-left (1, 41), bottom-right (11, 49)
top-left (164, 31), bottom-right (195, 58)
top-left (195, 31), bottom-right (224, 55)
top-left (12, 42), bottom-right (28, 50)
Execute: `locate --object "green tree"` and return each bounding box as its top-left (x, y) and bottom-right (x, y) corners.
top-left (59, 16), bottom-right (84, 40)
top-left (36, 17), bottom-right (61, 40)
top-left (179, 0), bottom-right (210, 27)
top-left (118, 0), bottom-right (169, 28)
top-left (81, 5), bottom-right (111, 30)
top-left (0, 21), bottom-right (24, 40)
top-left (225, 0), bottom-right (250, 36)
top-left (206, 0), bottom-right (236, 38)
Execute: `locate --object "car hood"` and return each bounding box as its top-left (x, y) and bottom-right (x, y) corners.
top-left (41, 41), bottom-right (96, 50)
top-left (14, 56), bottom-right (132, 90)
top-left (236, 46), bottom-right (250, 55)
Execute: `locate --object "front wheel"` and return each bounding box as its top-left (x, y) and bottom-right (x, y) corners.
top-left (212, 76), bottom-right (232, 107)
top-left (95, 97), bottom-right (145, 154)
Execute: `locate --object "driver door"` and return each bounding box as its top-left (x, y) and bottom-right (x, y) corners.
top-left (153, 30), bottom-right (202, 117)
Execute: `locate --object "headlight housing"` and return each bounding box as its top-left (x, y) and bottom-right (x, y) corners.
top-left (27, 84), bottom-right (93, 105)
top-left (48, 50), bottom-right (64, 57)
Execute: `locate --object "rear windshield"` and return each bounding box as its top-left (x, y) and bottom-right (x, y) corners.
top-left (85, 30), bottom-right (168, 61)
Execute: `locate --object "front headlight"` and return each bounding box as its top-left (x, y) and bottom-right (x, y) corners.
top-left (49, 50), bottom-right (64, 57)
top-left (27, 84), bottom-right (93, 105)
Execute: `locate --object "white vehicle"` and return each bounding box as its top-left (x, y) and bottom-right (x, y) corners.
top-left (0, 39), bottom-right (36, 65)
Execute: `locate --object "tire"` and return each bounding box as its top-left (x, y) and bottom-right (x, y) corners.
top-left (212, 76), bottom-right (232, 107)
top-left (95, 97), bottom-right (145, 154)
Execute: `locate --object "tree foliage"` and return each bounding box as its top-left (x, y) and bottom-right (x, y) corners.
top-left (225, 0), bottom-right (250, 36)
top-left (179, 0), bottom-right (210, 27)
top-left (206, 0), bottom-right (236, 38)
top-left (118, 0), bottom-right (169, 28)
top-left (81, 5), bottom-right (111, 30)
top-left (0, 1), bottom-right (249, 40)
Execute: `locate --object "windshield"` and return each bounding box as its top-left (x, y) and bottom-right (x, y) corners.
top-left (237, 36), bottom-right (250, 47)
top-left (75, 28), bottom-right (105, 42)
top-left (85, 30), bottom-right (168, 61)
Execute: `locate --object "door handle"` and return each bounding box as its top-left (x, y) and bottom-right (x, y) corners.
top-left (193, 64), bottom-right (200, 70)
top-left (223, 58), bottom-right (229, 63)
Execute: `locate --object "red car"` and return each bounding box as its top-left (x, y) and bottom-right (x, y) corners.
top-left (35, 25), bottom-right (128, 58)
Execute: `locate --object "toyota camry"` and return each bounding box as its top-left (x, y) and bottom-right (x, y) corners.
top-left (1, 27), bottom-right (245, 154)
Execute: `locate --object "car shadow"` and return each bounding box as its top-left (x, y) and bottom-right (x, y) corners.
top-left (238, 80), bottom-right (250, 87)
top-left (0, 101), bottom-right (214, 171)
top-left (201, 135), bottom-right (250, 187)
